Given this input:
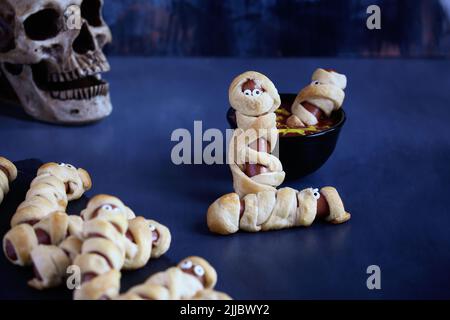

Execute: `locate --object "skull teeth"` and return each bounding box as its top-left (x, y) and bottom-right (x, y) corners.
top-left (48, 65), bottom-right (107, 83)
top-left (49, 84), bottom-right (108, 101)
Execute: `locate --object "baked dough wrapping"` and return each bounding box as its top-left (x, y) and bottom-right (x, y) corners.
top-left (116, 256), bottom-right (231, 300)
top-left (228, 71), bottom-right (285, 197)
top-left (0, 157), bottom-right (17, 205)
top-left (123, 217), bottom-right (171, 270)
top-left (73, 195), bottom-right (131, 300)
top-left (10, 162), bottom-right (91, 227)
top-left (3, 211), bottom-right (82, 266)
top-left (291, 68), bottom-right (347, 126)
top-left (3, 212), bottom-right (84, 289)
top-left (73, 195), bottom-right (171, 300)
top-left (2, 162), bottom-right (90, 290)
top-left (207, 186), bottom-right (351, 235)
top-left (37, 162), bottom-right (92, 201)
top-left (28, 245), bottom-right (72, 290)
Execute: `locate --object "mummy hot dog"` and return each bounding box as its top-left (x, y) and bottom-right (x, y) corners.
top-left (0, 157), bottom-right (17, 205)
top-left (289, 69), bottom-right (347, 127)
top-left (74, 195), bottom-right (171, 300)
top-left (228, 71), bottom-right (285, 197)
top-left (207, 186), bottom-right (350, 235)
top-left (116, 257), bottom-right (231, 300)
top-left (11, 162), bottom-right (91, 227)
top-left (124, 217), bottom-right (171, 270)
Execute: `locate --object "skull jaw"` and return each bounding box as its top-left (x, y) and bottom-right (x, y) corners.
top-left (2, 64), bottom-right (112, 125)
top-left (23, 93), bottom-right (113, 125)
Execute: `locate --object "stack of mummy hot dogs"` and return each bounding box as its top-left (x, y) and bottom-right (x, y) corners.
top-left (207, 69), bottom-right (350, 234)
top-left (0, 161), bottom-right (173, 295)
top-left (1, 158), bottom-right (230, 300)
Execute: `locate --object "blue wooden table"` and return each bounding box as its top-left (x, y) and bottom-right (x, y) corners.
top-left (0, 58), bottom-right (449, 299)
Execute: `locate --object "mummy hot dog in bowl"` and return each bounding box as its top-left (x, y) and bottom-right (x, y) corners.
top-left (227, 69), bottom-right (347, 179)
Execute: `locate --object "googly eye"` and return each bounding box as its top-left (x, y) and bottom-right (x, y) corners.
top-left (312, 81), bottom-right (320, 85)
top-left (65, 164), bottom-right (75, 169)
top-left (180, 260), bottom-right (192, 270)
top-left (101, 204), bottom-right (113, 211)
top-left (194, 265), bottom-right (205, 277)
top-left (243, 89), bottom-right (252, 96)
top-left (149, 224), bottom-right (156, 232)
top-left (252, 89), bottom-right (262, 97)
top-left (58, 163), bottom-right (66, 167)
top-left (312, 188), bottom-right (320, 200)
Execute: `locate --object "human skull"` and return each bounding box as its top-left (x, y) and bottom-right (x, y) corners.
top-left (0, 0), bottom-right (112, 124)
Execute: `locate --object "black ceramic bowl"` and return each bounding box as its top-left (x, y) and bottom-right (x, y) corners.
top-left (227, 93), bottom-right (346, 180)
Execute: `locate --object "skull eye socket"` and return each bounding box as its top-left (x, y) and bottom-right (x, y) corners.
top-left (81, 0), bottom-right (103, 27)
top-left (24, 9), bottom-right (62, 41)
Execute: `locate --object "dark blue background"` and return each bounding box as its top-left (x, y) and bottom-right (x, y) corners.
top-left (0, 58), bottom-right (449, 299)
top-left (102, 0), bottom-right (450, 58)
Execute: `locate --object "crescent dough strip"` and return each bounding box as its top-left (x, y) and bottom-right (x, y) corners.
top-left (228, 71), bottom-right (285, 197)
top-left (28, 245), bottom-right (71, 290)
top-left (207, 186), bottom-right (351, 235)
top-left (0, 157), bottom-right (17, 205)
top-left (3, 212), bottom-right (83, 266)
top-left (74, 270), bottom-right (121, 300)
top-left (291, 68), bottom-right (347, 126)
top-left (116, 257), bottom-right (231, 300)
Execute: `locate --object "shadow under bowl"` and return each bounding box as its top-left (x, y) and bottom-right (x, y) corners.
top-left (226, 93), bottom-right (346, 181)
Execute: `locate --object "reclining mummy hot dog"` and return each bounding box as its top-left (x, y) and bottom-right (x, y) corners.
top-left (207, 186), bottom-right (350, 235)
top-left (287, 68), bottom-right (347, 128)
top-left (116, 256), bottom-right (231, 300)
top-left (228, 71), bottom-right (285, 197)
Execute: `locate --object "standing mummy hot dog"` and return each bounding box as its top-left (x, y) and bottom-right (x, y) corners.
top-left (288, 68), bottom-right (347, 128)
top-left (228, 71), bottom-right (285, 197)
top-left (207, 186), bottom-right (350, 235)
top-left (0, 157), bottom-right (17, 205)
